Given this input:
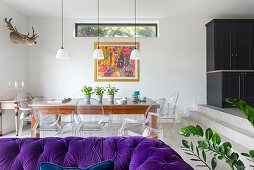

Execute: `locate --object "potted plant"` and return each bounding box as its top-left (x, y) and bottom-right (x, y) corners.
top-left (81, 85), bottom-right (93, 102)
top-left (94, 87), bottom-right (105, 102)
top-left (106, 85), bottom-right (119, 102)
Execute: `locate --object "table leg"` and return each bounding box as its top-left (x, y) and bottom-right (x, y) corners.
top-left (31, 109), bottom-right (40, 138)
top-left (14, 104), bottom-right (19, 136)
top-left (150, 106), bottom-right (158, 139)
top-left (0, 109), bottom-right (2, 136)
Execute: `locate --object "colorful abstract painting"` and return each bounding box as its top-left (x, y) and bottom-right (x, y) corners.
top-left (94, 42), bottom-right (139, 81)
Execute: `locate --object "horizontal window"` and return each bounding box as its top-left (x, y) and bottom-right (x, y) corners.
top-left (75, 23), bottom-right (158, 38)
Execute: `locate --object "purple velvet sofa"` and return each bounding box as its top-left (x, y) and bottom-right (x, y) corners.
top-left (0, 136), bottom-right (193, 170)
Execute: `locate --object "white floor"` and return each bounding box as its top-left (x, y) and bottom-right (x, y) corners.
top-left (0, 122), bottom-right (242, 170)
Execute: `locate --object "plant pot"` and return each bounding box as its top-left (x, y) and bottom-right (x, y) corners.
top-left (84, 94), bottom-right (91, 102)
top-left (95, 94), bottom-right (103, 102)
top-left (108, 94), bottom-right (114, 102)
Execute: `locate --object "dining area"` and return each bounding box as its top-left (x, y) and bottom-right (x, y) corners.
top-left (0, 86), bottom-right (179, 140)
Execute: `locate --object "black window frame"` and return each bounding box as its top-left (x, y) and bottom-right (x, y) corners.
top-left (75, 23), bottom-right (158, 37)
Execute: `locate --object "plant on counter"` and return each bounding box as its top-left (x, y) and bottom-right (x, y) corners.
top-left (106, 85), bottom-right (119, 102)
top-left (81, 85), bottom-right (93, 102)
top-left (106, 85), bottom-right (119, 95)
top-left (226, 98), bottom-right (254, 168)
top-left (179, 125), bottom-right (245, 170)
top-left (94, 87), bottom-right (105, 102)
top-left (81, 85), bottom-right (93, 95)
top-left (94, 87), bottom-right (106, 95)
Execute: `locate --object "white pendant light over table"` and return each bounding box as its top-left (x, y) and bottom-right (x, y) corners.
top-left (130, 0), bottom-right (140, 60)
top-left (93, 0), bottom-right (104, 59)
top-left (56, 0), bottom-right (70, 59)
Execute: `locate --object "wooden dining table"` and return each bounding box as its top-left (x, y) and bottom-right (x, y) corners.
top-left (30, 98), bottom-right (157, 138)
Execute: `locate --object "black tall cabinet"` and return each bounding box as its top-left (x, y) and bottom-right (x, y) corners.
top-left (206, 19), bottom-right (254, 108)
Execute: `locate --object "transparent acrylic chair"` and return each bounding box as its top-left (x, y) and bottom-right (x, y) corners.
top-left (161, 93), bottom-right (179, 120)
top-left (16, 94), bottom-right (33, 136)
top-left (31, 98), bottom-right (70, 137)
top-left (75, 98), bottom-right (111, 137)
top-left (118, 98), bottom-right (166, 140)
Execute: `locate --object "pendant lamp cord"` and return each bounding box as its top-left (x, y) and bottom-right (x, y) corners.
top-left (135, 0), bottom-right (137, 49)
top-left (61, 0), bottom-right (64, 49)
top-left (97, 0), bottom-right (100, 49)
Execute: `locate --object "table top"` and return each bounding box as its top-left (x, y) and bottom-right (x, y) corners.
top-left (30, 98), bottom-right (154, 107)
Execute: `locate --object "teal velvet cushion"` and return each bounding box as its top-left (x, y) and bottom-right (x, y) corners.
top-left (39, 160), bottom-right (114, 170)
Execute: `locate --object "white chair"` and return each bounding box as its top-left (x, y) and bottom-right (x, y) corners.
top-left (161, 93), bottom-right (179, 120)
top-left (75, 98), bottom-right (111, 137)
top-left (16, 94), bottom-right (33, 136)
top-left (31, 98), bottom-right (70, 137)
top-left (118, 98), bottom-right (166, 140)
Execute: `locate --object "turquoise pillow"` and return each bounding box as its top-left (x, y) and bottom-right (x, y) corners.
top-left (39, 160), bottom-right (114, 170)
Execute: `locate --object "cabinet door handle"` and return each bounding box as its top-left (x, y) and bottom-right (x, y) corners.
top-left (243, 73), bottom-right (245, 99)
top-left (235, 53), bottom-right (238, 57)
top-left (239, 74), bottom-right (241, 99)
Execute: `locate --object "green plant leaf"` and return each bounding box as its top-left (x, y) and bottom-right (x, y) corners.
top-left (213, 143), bottom-right (220, 152)
top-left (196, 146), bottom-right (200, 156)
top-left (202, 149), bottom-right (206, 162)
top-left (231, 152), bottom-right (239, 161)
top-left (211, 157), bottom-right (217, 169)
top-left (235, 160), bottom-right (245, 170)
top-left (198, 140), bottom-right (209, 149)
top-left (182, 140), bottom-right (190, 148)
top-left (249, 150), bottom-right (254, 157)
top-left (241, 153), bottom-right (250, 157)
top-left (225, 147), bottom-right (232, 158)
top-left (212, 133), bottom-right (221, 145)
top-left (195, 125), bottom-right (204, 137)
top-left (205, 128), bottom-right (213, 141)
top-left (226, 159), bottom-right (234, 165)
top-left (190, 159), bottom-right (201, 161)
top-left (220, 145), bottom-right (225, 155)
top-left (190, 142), bottom-right (194, 151)
top-left (222, 142), bottom-right (232, 148)
top-left (218, 155), bottom-right (224, 160)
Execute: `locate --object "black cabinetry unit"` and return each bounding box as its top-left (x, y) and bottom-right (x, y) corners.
top-left (206, 19), bottom-right (254, 108)
top-left (207, 71), bottom-right (254, 108)
top-left (206, 20), bottom-right (254, 71)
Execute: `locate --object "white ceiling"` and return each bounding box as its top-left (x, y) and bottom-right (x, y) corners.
top-left (2, 0), bottom-right (254, 19)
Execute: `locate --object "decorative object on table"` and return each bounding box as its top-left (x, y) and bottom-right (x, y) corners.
top-left (132, 91), bottom-right (140, 102)
top-left (139, 96), bottom-right (146, 102)
top-left (94, 42), bottom-right (139, 82)
top-left (81, 85), bottom-right (93, 102)
top-left (106, 85), bottom-right (119, 102)
top-left (130, 0), bottom-right (140, 60)
top-left (56, 0), bottom-right (70, 59)
top-left (116, 99), bottom-right (127, 105)
top-left (94, 87), bottom-right (105, 102)
top-left (5, 18), bottom-right (38, 45)
top-left (92, 0), bottom-right (104, 60)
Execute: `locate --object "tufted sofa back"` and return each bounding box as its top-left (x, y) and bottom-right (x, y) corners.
top-left (0, 136), bottom-right (193, 170)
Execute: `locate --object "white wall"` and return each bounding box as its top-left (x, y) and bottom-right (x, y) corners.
top-left (29, 18), bottom-right (207, 114)
top-left (0, 1), bottom-right (30, 133)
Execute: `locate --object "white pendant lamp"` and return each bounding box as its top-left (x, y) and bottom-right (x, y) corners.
top-left (93, 0), bottom-right (104, 59)
top-left (56, 0), bottom-right (70, 59)
top-left (130, 0), bottom-right (140, 60)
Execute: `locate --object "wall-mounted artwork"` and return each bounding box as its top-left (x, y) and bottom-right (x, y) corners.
top-left (94, 42), bottom-right (139, 82)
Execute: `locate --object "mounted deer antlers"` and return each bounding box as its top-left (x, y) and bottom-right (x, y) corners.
top-left (5, 18), bottom-right (38, 45)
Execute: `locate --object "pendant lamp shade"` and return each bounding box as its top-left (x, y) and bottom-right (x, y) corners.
top-left (56, 0), bottom-right (70, 59)
top-left (130, 48), bottom-right (140, 60)
top-left (56, 48), bottom-right (69, 59)
top-left (93, 48), bottom-right (104, 59)
top-left (130, 0), bottom-right (140, 60)
top-left (93, 0), bottom-right (104, 59)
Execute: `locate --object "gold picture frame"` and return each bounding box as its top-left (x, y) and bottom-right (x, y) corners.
top-left (94, 42), bottom-right (140, 82)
